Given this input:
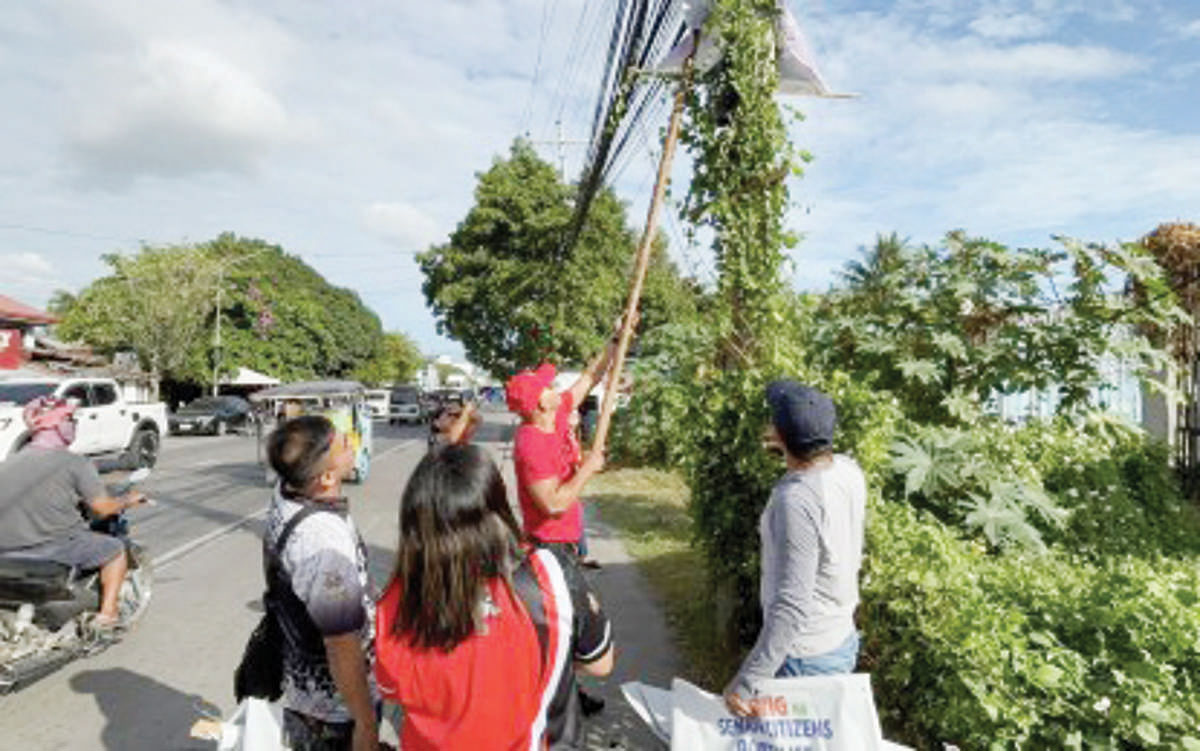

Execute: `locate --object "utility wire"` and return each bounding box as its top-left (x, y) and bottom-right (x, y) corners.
top-left (551, 0), bottom-right (604, 124)
top-left (519, 0), bottom-right (556, 136)
top-left (0, 222), bottom-right (144, 245)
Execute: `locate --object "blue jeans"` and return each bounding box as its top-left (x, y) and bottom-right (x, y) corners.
top-left (775, 630), bottom-right (860, 677)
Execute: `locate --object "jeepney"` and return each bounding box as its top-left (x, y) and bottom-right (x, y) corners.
top-left (250, 380), bottom-right (373, 484)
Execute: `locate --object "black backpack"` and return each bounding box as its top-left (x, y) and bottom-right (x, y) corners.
top-left (233, 506), bottom-right (327, 702)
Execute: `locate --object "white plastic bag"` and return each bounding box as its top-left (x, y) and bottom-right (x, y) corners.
top-left (670, 674), bottom-right (888, 751)
top-left (213, 698), bottom-right (286, 751)
top-left (620, 681), bottom-right (674, 744)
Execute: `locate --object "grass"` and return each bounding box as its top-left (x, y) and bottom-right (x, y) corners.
top-left (587, 467), bottom-right (739, 690)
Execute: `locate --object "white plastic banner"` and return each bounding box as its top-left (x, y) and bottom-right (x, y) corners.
top-left (651, 0), bottom-right (855, 99)
top-left (622, 674), bottom-right (913, 751)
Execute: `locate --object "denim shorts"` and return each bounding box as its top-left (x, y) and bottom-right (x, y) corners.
top-left (775, 630), bottom-right (860, 677)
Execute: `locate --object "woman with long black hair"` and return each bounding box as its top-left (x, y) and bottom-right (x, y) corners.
top-left (375, 444), bottom-right (613, 750)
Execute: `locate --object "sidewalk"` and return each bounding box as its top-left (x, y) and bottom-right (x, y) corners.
top-left (577, 510), bottom-right (681, 750)
top-left (486, 415), bottom-right (680, 750)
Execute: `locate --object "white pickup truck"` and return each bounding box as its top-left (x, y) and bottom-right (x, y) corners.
top-left (0, 377), bottom-right (168, 467)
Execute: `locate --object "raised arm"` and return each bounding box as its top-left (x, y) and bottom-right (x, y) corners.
top-left (525, 450), bottom-right (605, 516)
top-left (568, 338), bottom-right (617, 409)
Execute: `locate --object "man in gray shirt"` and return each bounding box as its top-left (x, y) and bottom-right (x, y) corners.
top-left (724, 381), bottom-right (867, 716)
top-left (0, 397), bottom-right (144, 629)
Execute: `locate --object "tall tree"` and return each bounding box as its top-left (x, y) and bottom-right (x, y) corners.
top-left (59, 234), bottom-right (387, 393)
top-left (351, 331), bottom-right (423, 386)
top-left (418, 139), bottom-right (695, 377)
top-left (200, 234), bottom-right (385, 385)
top-left (45, 289), bottom-right (77, 317)
top-left (57, 245), bottom-right (221, 397)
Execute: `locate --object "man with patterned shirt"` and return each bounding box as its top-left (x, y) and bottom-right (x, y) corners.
top-left (264, 416), bottom-right (379, 751)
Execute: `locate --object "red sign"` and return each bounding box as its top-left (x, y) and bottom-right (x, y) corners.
top-left (0, 329), bottom-right (24, 369)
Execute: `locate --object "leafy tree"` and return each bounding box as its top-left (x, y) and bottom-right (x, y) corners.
top-left (419, 139), bottom-right (696, 377)
top-left (45, 289), bottom-right (77, 317)
top-left (1138, 221), bottom-right (1200, 362)
top-left (810, 231), bottom-right (1184, 426)
top-left (59, 234), bottom-right (386, 393)
top-left (352, 332), bottom-right (422, 386)
top-left (201, 234), bottom-right (384, 385)
top-left (58, 245), bottom-right (221, 397)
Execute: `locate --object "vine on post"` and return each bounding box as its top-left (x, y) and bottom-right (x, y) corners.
top-left (678, 0), bottom-right (804, 644)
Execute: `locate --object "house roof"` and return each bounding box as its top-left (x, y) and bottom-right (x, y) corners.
top-left (0, 295), bottom-right (58, 325)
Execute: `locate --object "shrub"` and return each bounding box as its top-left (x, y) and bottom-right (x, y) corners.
top-left (862, 498), bottom-right (1200, 750)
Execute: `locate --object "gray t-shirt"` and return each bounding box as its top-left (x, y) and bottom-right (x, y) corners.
top-left (0, 448), bottom-right (106, 550)
top-left (733, 454), bottom-right (867, 690)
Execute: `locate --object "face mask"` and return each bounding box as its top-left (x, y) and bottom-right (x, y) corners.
top-left (30, 419), bottom-right (75, 449)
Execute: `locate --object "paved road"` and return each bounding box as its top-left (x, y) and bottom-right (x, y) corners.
top-left (0, 417), bottom-right (435, 749)
top-left (0, 409), bottom-right (678, 749)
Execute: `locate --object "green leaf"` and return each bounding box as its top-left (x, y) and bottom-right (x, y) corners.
top-left (1033, 664), bottom-right (1063, 688)
top-left (942, 390), bottom-right (979, 422)
top-left (932, 331), bottom-right (968, 360)
top-left (890, 437), bottom-right (932, 497)
top-left (1137, 701), bottom-right (1171, 724)
top-left (1135, 721), bottom-right (1159, 745)
top-left (898, 358), bottom-right (941, 385)
top-left (1180, 736), bottom-right (1200, 751)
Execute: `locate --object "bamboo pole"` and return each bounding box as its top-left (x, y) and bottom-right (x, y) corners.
top-left (591, 49), bottom-right (694, 454)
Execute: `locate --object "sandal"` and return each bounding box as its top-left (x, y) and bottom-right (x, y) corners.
top-left (82, 613), bottom-right (125, 640)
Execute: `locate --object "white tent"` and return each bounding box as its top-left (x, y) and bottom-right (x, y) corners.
top-left (221, 367), bottom-right (280, 386)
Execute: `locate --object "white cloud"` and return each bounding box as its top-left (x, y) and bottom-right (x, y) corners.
top-left (363, 202), bottom-right (445, 250)
top-left (1181, 19), bottom-right (1200, 38)
top-left (1, 253), bottom-right (61, 307)
top-left (69, 40), bottom-right (293, 185)
top-left (969, 12), bottom-right (1051, 40)
top-left (56, 0), bottom-right (301, 187)
top-left (782, 7), bottom-right (1200, 283)
top-left (2, 252), bottom-right (54, 277)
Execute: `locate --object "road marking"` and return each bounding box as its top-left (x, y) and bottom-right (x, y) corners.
top-left (374, 439), bottom-right (418, 460)
top-left (150, 439), bottom-right (419, 569)
top-left (152, 508), bottom-right (266, 569)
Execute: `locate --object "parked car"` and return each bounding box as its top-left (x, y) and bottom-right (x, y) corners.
top-left (169, 395), bottom-right (253, 436)
top-left (389, 385), bottom-right (425, 425)
top-left (0, 377), bottom-right (168, 467)
top-left (364, 389), bottom-right (391, 420)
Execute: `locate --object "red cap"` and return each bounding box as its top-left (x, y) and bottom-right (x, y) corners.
top-left (506, 363), bottom-right (556, 417)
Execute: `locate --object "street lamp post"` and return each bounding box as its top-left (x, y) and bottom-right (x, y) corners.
top-left (212, 265), bottom-right (224, 396)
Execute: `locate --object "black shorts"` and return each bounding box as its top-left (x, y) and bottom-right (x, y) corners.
top-left (7, 531), bottom-right (124, 570)
top-left (532, 539), bottom-right (580, 560)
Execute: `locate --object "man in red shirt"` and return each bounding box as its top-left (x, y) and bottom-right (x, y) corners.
top-left (506, 336), bottom-right (617, 554)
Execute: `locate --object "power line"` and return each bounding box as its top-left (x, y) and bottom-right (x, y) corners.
top-left (305, 248), bottom-right (423, 260)
top-left (518, 0), bottom-right (556, 136)
top-left (0, 222), bottom-right (143, 245)
top-left (551, 0), bottom-right (608, 125)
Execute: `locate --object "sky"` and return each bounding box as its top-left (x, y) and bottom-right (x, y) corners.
top-left (2, 0), bottom-right (1199, 361)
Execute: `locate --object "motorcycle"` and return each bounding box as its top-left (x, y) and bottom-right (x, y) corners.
top-left (0, 468), bottom-right (155, 694)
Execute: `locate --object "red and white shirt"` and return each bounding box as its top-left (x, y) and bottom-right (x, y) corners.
top-left (374, 547), bottom-right (611, 750)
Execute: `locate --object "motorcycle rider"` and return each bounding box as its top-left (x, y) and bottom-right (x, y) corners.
top-left (0, 396), bottom-right (145, 630)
